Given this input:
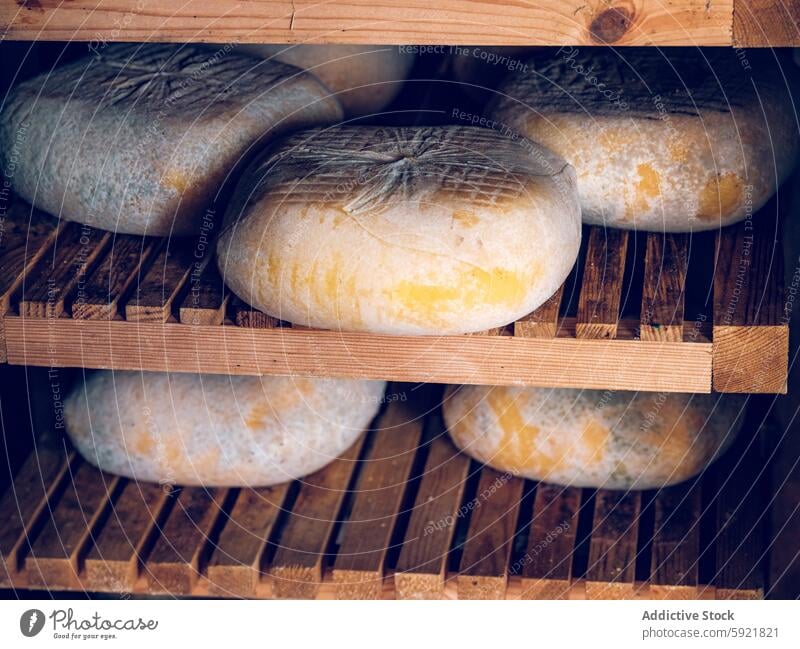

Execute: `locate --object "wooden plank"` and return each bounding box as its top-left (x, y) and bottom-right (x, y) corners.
top-left (514, 284), bottom-right (564, 338)
top-left (456, 468), bottom-right (524, 599)
top-left (0, 1), bottom-right (734, 46)
top-left (733, 0), bottom-right (800, 46)
top-left (144, 487), bottom-right (228, 594)
top-left (270, 436), bottom-right (365, 599)
top-left (577, 227), bottom-right (629, 340)
top-left (72, 236), bottom-right (160, 320)
top-left (4, 318), bottom-right (714, 393)
top-left (332, 404), bottom-right (423, 598)
top-left (230, 296), bottom-right (284, 329)
top-left (520, 485), bottom-right (581, 599)
top-left (83, 480), bottom-right (171, 592)
top-left (640, 233), bottom-right (688, 342)
top-left (586, 490), bottom-right (641, 599)
top-left (18, 224), bottom-right (112, 319)
top-left (713, 218), bottom-right (788, 393)
top-left (649, 482), bottom-right (701, 599)
top-left (125, 244), bottom-right (193, 322)
top-left (394, 435), bottom-right (470, 599)
top-left (25, 462), bottom-right (119, 590)
top-left (179, 261), bottom-right (230, 326)
top-left (0, 447), bottom-right (72, 585)
top-left (206, 484), bottom-right (291, 598)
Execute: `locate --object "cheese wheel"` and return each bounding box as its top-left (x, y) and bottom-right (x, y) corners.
top-left (443, 386), bottom-right (745, 489)
top-left (64, 371), bottom-right (385, 487)
top-left (238, 45), bottom-right (415, 117)
top-left (490, 48), bottom-right (799, 232)
top-left (0, 44), bottom-right (342, 236)
top-left (217, 125), bottom-right (581, 335)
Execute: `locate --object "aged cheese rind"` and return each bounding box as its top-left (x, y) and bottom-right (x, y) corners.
top-left (64, 371), bottom-right (385, 487)
top-left (239, 44), bottom-right (415, 117)
top-left (0, 44), bottom-right (342, 236)
top-left (490, 48), bottom-right (799, 232)
top-left (443, 385), bottom-right (746, 489)
top-left (217, 125), bottom-right (581, 335)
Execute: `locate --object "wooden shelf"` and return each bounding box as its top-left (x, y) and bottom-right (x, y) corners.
top-left (0, 0), bottom-right (797, 47)
top-left (0, 198), bottom-right (788, 393)
top-left (0, 399), bottom-right (767, 599)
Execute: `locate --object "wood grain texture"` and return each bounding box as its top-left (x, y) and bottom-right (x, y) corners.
top-left (144, 487), bottom-right (228, 595)
top-left (456, 468), bottom-right (524, 599)
top-left (394, 434), bottom-right (470, 599)
top-left (3, 317), bottom-right (713, 393)
top-left (207, 484), bottom-right (291, 598)
top-left (270, 436), bottom-right (364, 599)
top-left (0, 1), bottom-right (734, 45)
top-left (72, 235), bottom-right (159, 320)
top-left (332, 404), bottom-right (423, 598)
top-left (577, 227), bottom-right (629, 340)
top-left (640, 233), bottom-right (688, 342)
top-left (125, 244), bottom-right (194, 323)
top-left (230, 297), bottom-right (284, 329)
top-left (25, 462), bottom-right (119, 590)
top-left (514, 284), bottom-right (564, 338)
top-left (179, 261), bottom-right (230, 327)
top-left (733, 0), bottom-right (800, 46)
top-left (83, 480), bottom-right (171, 592)
top-left (649, 481), bottom-right (701, 599)
top-left (520, 484), bottom-right (581, 599)
top-left (586, 490), bottom-right (641, 599)
top-left (713, 218), bottom-right (788, 393)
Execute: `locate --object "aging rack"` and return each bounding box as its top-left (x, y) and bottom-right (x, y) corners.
top-left (0, 198), bottom-right (788, 394)
top-left (0, 399), bottom-right (768, 600)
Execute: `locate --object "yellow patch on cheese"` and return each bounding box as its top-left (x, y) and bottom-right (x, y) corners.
top-left (162, 169), bottom-right (189, 194)
top-left (452, 210), bottom-right (480, 228)
top-left (636, 163), bottom-right (661, 198)
top-left (668, 142), bottom-right (690, 163)
top-left (696, 172), bottom-right (743, 221)
top-left (579, 419), bottom-right (609, 463)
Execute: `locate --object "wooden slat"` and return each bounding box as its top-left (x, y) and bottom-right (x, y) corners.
top-left (230, 297), bottom-right (284, 328)
top-left (332, 404), bottom-right (423, 598)
top-left (0, 447), bottom-right (72, 585)
top-left (0, 1), bottom-right (734, 46)
top-left (206, 484), bottom-right (291, 598)
top-left (649, 481), bottom-right (701, 599)
top-left (586, 490), bottom-right (641, 599)
top-left (733, 0), bottom-right (800, 46)
top-left (72, 236), bottom-right (160, 320)
top-left (144, 487), bottom-right (228, 594)
top-left (514, 284), bottom-right (564, 338)
top-left (83, 480), bottom-right (171, 591)
top-left (394, 435), bottom-right (470, 599)
top-left (18, 224), bottom-right (112, 319)
top-left (520, 485), bottom-right (581, 599)
top-left (125, 244), bottom-right (193, 322)
top-left (3, 318), bottom-right (713, 393)
top-left (640, 233), bottom-right (688, 342)
top-left (456, 468), bottom-right (524, 599)
top-left (577, 227), bottom-right (629, 340)
top-left (270, 436), bottom-right (365, 599)
top-left (179, 261), bottom-right (230, 326)
top-left (713, 218), bottom-right (788, 393)
top-left (25, 462), bottom-right (118, 590)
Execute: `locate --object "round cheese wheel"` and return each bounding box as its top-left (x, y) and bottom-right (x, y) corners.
top-left (0, 44), bottom-right (342, 236)
top-left (490, 48), bottom-right (799, 232)
top-left (443, 385), bottom-right (746, 489)
top-left (65, 371), bottom-right (385, 487)
top-left (238, 45), bottom-right (415, 117)
top-left (217, 125), bottom-right (581, 335)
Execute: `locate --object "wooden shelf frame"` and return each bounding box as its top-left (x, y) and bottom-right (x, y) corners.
top-left (0, 198), bottom-right (788, 393)
top-left (0, 0), bottom-right (798, 47)
top-left (0, 399), bottom-right (767, 600)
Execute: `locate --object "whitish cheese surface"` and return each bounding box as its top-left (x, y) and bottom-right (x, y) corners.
top-left (217, 125), bottom-right (581, 335)
top-left (443, 386), bottom-right (746, 489)
top-left (65, 371), bottom-right (385, 487)
top-left (490, 48), bottom-right (799, 232)
top-left (238, 45), bottom-right (415, 117)
top-left (0, 44), bottom-right (342, 236)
